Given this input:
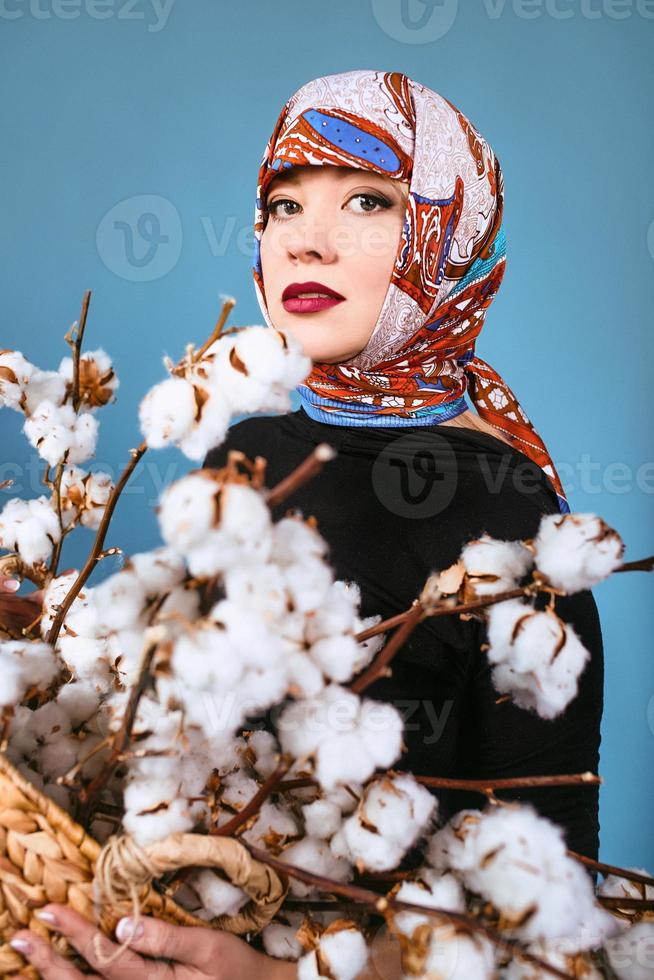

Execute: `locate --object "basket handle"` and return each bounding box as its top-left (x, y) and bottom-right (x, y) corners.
top-left (93, 831), bottom-right (289, 936)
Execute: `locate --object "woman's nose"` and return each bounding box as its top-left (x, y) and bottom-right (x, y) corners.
top-left (280, 217), bottom-right (339, 264)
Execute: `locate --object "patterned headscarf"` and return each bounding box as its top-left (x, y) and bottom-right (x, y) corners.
top-left (252, 69), bottom-right (569, 514)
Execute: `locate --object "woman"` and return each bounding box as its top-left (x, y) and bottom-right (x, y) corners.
top-left (7, 70), bottom-right (603, 978)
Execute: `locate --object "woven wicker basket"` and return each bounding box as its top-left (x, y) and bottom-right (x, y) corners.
top-left (0, 754), bottom-right (288, 977)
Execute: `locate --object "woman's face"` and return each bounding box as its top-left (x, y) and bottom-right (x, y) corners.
top-left (259, 165), bottom-right (409, 363)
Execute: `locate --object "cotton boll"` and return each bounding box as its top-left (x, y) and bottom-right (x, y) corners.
top-left (0, 641), bottom-right (59, 707)
top-left (23, 400), bottom-right (73, 466)
top-left (422, 924), bottom-right (496, 980)
top-left (262, 913), bottom-right (305, 959)
top-left (245, 730), bottom-right (280, 779)
top-left (441, 804), bottom-right (619, 949)
top-left (57, 634), bottom-right (112, 684)
top-left (485, 599), bottom-right (590, 719)
top-left (218, 482), bottom-right (272, 544)
top-left (93, 570), bottom-right (147, 632)
top-left (320, 928), bottom-right (369, 980)
top-left (24, 369), bottom-right (67, 415)
top-left (23, 400), bottom-right (98, 466)
top-left (501, 937), bottom-right (604, 979)
top-left (337, 776), bottom-right (436, 872)
top-left (42, 574), bottom-right (100, 641)
top-left (223, 562), bottom-right (288, 621)
top-left (326, 784), bottom-right (362, 815)
top-left (598, 867), bottom-right (654, 903)
top-left (0, 350), bottom-right (35, 410)
top-left (310, 580), bottom-right (361, 632)
top-left (78, 471), bottom-right (113, 529)
top-left (7, 706), bottom-right (37, 758)
top-left (158, 471), bottom-right (221, 556)
top-left (124, 776), bottom-right (182, 816)
top-left (285, 650), bottom-right (326, 698)
top-left (277, 687), bottom-right (350, 760)
top-left (461, 534), bottom-right (534, 595)
top-left (363, 775), bottom-right (437, 845)
top-left (66, 411), bottom-right (98, 464)
top-left (123, 797), bottom-right (192, 846)
top-left (171, 627), bottom-right (243, 693)
top-left (209, 599), bottom-right (284, 670)
top-left (178, 393), bottom-right (231, 461)
top-left (533, 513), bottom-right (625, 593)
top-left (357, 700), bottom-right (404, 770)
top-left (309, 634), bottom-right (363, 683)
top-left (55, 682), bottom-right (101, 727)
top-left (281, 837), bottom-right (352, 899)
top-left (425, 809), bottom-right (484, 873)
top-left (210, 326), bottom-right (310, 414)
top-left (0, 495), bottom-right (62, 567)
top-left (241, 799), bottom-right (300, 852)
top-left (394, 868), bottom-right (465, 937)
top-left (271, 515), bottom-right (329, 567)
top-left (238, 664), bottom-right (288, 714)
top-left (314, 731), bottom-right (378, 791)
top-left (58, 349), bottom-right (119, 410)
top-left (38, 734), bottom-right (80, 779)
top-left (604, 922), bottom-right (654, 980)
top-left (58, 465), bottom-right (90, 529)
top-left (30, 701), bottom-right (72, 742)
top-left (283, 556), bottom-right (334, 615)
top-left (190, 870), bottom-right (249, 918)
top-left (302, 799), bottom-right (343, 839)
top-left (139, 376), bottom-right (197, 449)
top-left (127, 546), bottom-right (186, 596)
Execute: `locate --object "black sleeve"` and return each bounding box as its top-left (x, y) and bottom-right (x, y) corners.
top-left (453, 587), bottom-right (604, 864)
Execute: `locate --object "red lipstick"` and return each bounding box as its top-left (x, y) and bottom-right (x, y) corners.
top-left (282, 280), bottom-right (345, 314)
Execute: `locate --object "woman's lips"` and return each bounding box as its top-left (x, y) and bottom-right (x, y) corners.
top-left (282, 295), bottom-right (345, 314)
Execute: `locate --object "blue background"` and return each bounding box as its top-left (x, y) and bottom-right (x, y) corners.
top-left (2, 0), bottom-right (653, 868)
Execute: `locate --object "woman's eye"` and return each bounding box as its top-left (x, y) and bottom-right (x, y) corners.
top-left (265, 193), bottom-right (393, 221)
top-left (266, 199), bottom-right (299, 220)
top-left (347, 193), bottom-right (392, 214)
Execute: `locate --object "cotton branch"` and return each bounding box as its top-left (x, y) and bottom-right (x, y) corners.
top-left (242, 842), bottom-right (575, 980)
top-left (45, 441), bottom-right (147, 647)
top-left (64, 289), bottom-right (92, 412)
top-left (78, 627), bottom-right (163, 817)
top-left (265, 443), bottom-right (337, 510)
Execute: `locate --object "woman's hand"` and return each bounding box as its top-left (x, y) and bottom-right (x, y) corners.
top-left (10, 904), bottom-right (298, 979)
top-left (0, 575), bottom-right (44, 634)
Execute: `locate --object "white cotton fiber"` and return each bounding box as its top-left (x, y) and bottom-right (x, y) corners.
top-left (533, 512), bottom-right (624, 592)
top-left (461, 533), bottom-right (534, 595)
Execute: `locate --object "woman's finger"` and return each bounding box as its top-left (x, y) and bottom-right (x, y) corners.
top-left (24, 906), bottom-right (156, 980)
top-left (1, 577), bottom-right (21, 593)
top-left (113, 914), bottom-right (224, 970)
top-left (10, 929), bottom-right (93, 980)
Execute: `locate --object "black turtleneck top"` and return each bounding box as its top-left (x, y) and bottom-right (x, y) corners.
top-left (203, 407), bottom-right (604, 863)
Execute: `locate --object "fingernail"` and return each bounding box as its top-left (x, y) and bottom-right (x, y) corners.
top-left (116, 917), bottom-right (143, 943)
top-left (35, 910), bottom-right (58, 925)
top-left (4, 579), bottom-right (20, 592)
top-left (10, 938), bottom-right (32, 955)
